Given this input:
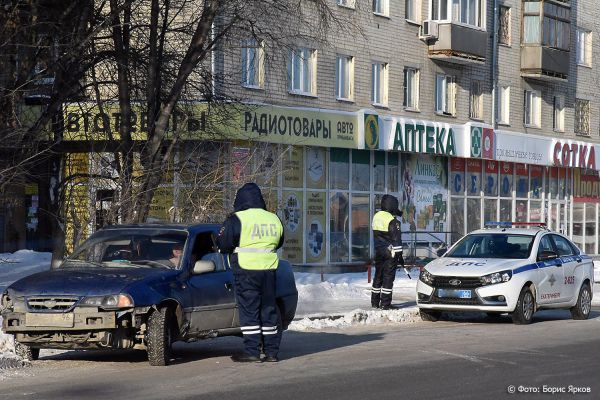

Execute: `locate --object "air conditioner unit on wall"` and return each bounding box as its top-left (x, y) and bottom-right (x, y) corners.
top-left (419, 20), bottom-right (439, 41)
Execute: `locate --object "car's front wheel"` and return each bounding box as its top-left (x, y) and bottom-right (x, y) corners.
top-left (147, 307), bottom-right (173, 366)
top-left (419, 309), bottom-right (441, 322)
top-left (511, 285), bottom-right (535, 325)
top-left (570, 283), bottom-right (592, 320)
top-left (15, 342), bottom-right (39, 361)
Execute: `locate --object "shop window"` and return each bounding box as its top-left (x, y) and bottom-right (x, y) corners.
top-left (351, 194), bottom-right (370, 261)
top-left (466, 198), bottom-right (481, 233)
top-left (530, 200), bottom-right (542, 222)
top-left (484, 199), bottom-right (498, 224)
top-left (515, 200), bottom-right (527, 223)
top-left (306, 192), bottom-right (326, 263)
top-left (450, 197), bottom-right (465, 244)
top-left (336, 55), bottom-right (354, 101)
top-left (330, 148), bottom-right (349, 190)
top-left (499, 199), bottom-right (512, 222)
top-left (499, 163), bottom-right (513, 198)
top-left (241, 39), bottom-right (264, 89)
top-left (288, 48), bottom-right (317, 96)
top-left (371, 62), bottom-right (389, 106)
top-left (484, 161), bottom-right (498, 196)
top-left (374, 152), bottom-right (386, 192)
top-left (352, 150), bottom-right (370, 191)
top-left (283, 146), bottom-right (304, 188)
top-left (330, 192), bottom-right (349, 262)
top-left (515, 164), bottom-right (529, 198)
top-left (572, 203), bottom-right (584, 250)
top-left (387, 153), bottom-right (399, 192)
top-left (585, 203), bottom-right (596, 254)
top-left (466, 159), bottom-right (481, 196)
top-left (306, 147), bottom-right (326, 189)
top-left (450, 158), bottom-right (466, 196)
top-left (530, 166), bottom-right (543, 199)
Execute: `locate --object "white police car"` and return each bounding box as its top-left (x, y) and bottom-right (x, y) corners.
top-left (416, 223), bottom-right (594, 324)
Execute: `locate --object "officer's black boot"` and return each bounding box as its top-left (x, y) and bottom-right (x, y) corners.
top-left (371, 291), bottom-right (381, 308)
top-left (231, 353), bottom-right (262, 363)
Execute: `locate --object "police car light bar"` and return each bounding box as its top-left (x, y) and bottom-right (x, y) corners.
top-left (484, 221), bottom-right (548, 229)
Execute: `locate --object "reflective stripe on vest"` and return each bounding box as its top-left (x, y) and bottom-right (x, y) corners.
top-left (372, 211), bottom-right (394, 232)
top-left (235, 209), bottom-right (283, 270)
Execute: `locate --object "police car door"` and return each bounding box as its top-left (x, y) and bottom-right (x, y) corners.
top-left (551, 234), bottom-right (580, 302)
top-left (536, 234), bottom-right (563, 305)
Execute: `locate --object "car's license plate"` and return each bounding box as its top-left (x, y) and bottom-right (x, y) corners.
top-left (438, 289), bottom-right (472, 299)
top-left (25, 313), bottom-right (74, 327)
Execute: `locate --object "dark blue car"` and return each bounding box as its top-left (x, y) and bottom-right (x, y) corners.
top-left (0, 224), bottom-right (298, 366)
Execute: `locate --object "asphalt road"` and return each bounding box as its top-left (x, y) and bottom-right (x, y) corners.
top-left (1, 308), bottom-right (599, 400)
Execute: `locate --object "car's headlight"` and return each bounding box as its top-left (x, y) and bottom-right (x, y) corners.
top-left (480, 270), bottom-right (512, 286)
top-left (420, 269), bottom-right (434, 285)
top-left (79, 294), bottom-right (134, 309)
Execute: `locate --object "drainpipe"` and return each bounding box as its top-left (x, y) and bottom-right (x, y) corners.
top-left (491, 0), bottom-right (499, 130)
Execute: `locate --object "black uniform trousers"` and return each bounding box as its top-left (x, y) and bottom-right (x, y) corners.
top-left (233, 266), bottom-right (281, 358)
top-left (371, 258), bottom-right (396, 308)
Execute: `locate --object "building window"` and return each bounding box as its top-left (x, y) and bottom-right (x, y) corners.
top-left (336, 55), bottom-right (354, 101)
top-left (430, 0), bottom-right (485, 28)
top-left (498, 85), bottom-right (510, 125)
top-left (371, 62), bottom-right (388, 106)
top-left (373, 0), bottom-right (389, 16)
top-left (523, 90), bottom-right (541, 128)
top-left (523, 0), bottom-right (570, 50)
top-left (405, 0), bottom-right (421, 23)
top-left (241, 39), bottom-right (264, 88)
top-left (470, 80), bottom-right (483, 120)
top-left (498, 6), bottom-right (511, 45)
top-left (337, 0), bottom-right (356, 8)
top-left (403, 67), bottom-right (420, 110)
top-left (553, 95), bottom-right (564, 132)
top-left (577, 29), bottom-right (592, 66)
top-left (288, 48), bottom-right (317, 95)
top-left (435, 74), bottom-right (456, 116)
top-left (575, 98), bottom-right (591, 136)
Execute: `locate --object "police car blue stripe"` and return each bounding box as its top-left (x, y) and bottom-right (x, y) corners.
top-left (513, 263), bottom-right (537, 274)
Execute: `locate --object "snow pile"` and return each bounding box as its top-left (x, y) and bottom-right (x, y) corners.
top-left (289, 307), bottom-right (420, 331)
top-left (0, 317), bottom-right (28, 370)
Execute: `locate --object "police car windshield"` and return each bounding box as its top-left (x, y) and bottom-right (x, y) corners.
top-left (446, 233), bottom-right (534, 259)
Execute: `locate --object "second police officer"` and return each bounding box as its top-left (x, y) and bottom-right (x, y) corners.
top-left (371, 194), bottom-right (404, 310)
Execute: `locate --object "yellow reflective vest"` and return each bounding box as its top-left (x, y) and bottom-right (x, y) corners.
top-left (372, 211), bottom-right (394, 232)
top-left (234, 209), bottom-right (283, 270)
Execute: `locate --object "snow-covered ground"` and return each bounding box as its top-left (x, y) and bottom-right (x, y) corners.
top-left (1, 251), bottom-right (600, 370)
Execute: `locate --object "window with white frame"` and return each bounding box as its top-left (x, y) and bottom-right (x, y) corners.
top-left (575, 98), bottom-right (591, 135)
top-left (553, 95), bottom-right (565, 132)
top-left (405, 0), bottom-right (421, 23)
top-left (498, 6), bottom-right (511, 45)
top-left (430, 0), bottom-right (485, 28)
top-left (336, 55), bottom-right (354, 100)
top-left (435, 74), bottom-right (456, 116)
top-left (577, 29), bottom-right (592, 66)
top-left (403, 67), bottom-right (420, 110)
top-left (498, 85), bottom-right (510, 125)
top-left (470, 80), bottom-right (483, 120)
top-left (371, 62), bottom-right (388, 106)
top-left (373, 0), bottom-right (389, 16)
top-left (288, 48), bottom-right (317, 95)
top-left (524, 89), bottom-right (541, 127)
top-left (241, 39), bottom-right (264, 88)
top-left (337, 0), bottom-right (355, 8)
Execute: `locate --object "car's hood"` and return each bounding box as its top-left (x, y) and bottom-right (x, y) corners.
top-left (6, 267), bottom-right (177, 297)
top-left (424, 257), bottom-right (531, 277)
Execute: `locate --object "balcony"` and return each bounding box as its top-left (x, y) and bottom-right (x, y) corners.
top-left (423, 22), bottom-right (488, 65)
top-left (520, 46), bottom-right (569, 81)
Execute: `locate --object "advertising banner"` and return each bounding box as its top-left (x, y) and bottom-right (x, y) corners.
top-left (281, 191), bottom-right (303, 263)
top-left (306, 191), bottom-right (326, 263)
top-left (450, 157), bottom-right (465, 195)
top-left (573, 169), bottom-right (600, 203)
top-left (282, 146), bottom-right (303, 188)
top-left (401, 154), bottom-right (448, 232)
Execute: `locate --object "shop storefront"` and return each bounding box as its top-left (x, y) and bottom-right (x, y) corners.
top-left (60, 103), bottom-right (600, 263)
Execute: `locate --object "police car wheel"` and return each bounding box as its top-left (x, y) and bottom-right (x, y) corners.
top-left (147, 306), bottom-right (173, 366)
top-left (419, 309), bottom-right (441, 322)
top-left (570, 283), bottom-right (592, 320)
top-left (511, 286), bottom-right (535, 325)
top-left (15, 342), bottom-right (40, 361)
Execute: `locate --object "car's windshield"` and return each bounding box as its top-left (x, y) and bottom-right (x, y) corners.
top-left (446, 233), bottom-right (535, 259)
top-left (64, 230), bottom-right (188, 269)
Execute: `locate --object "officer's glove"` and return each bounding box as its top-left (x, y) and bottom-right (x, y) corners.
top-left (395, 253), bottom-right (405, 266)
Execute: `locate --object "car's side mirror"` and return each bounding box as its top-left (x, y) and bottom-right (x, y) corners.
top-left (436, 247), bottom-right (447, 257)
top-left (192, 260), bottom-right (216, 275)
top-left (537, 250), bottom-right (559, 262)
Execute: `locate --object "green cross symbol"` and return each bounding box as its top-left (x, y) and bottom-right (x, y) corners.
top-left (471, 127), bottom-right (482, 157)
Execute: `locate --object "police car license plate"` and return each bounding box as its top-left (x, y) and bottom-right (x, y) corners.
top-left (438, 289), bottom-right (472, 299)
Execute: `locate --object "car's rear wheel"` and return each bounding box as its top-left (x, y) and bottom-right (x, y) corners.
top-left (419, 309), bottom-right (441, 322)
top-left (15, 342), bottom-right (39, 361)
top-left (570, 283), bottom-right (592, 320)
top-left (147, 306), bottom-right (173, 366)
top-left (511, 285), bottom-right (535, 325)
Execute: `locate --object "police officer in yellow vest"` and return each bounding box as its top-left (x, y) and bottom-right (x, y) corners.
top-left (217, 183), bottom-right (284, 363)
top-left (372, 194), bottom-right (404, 310)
